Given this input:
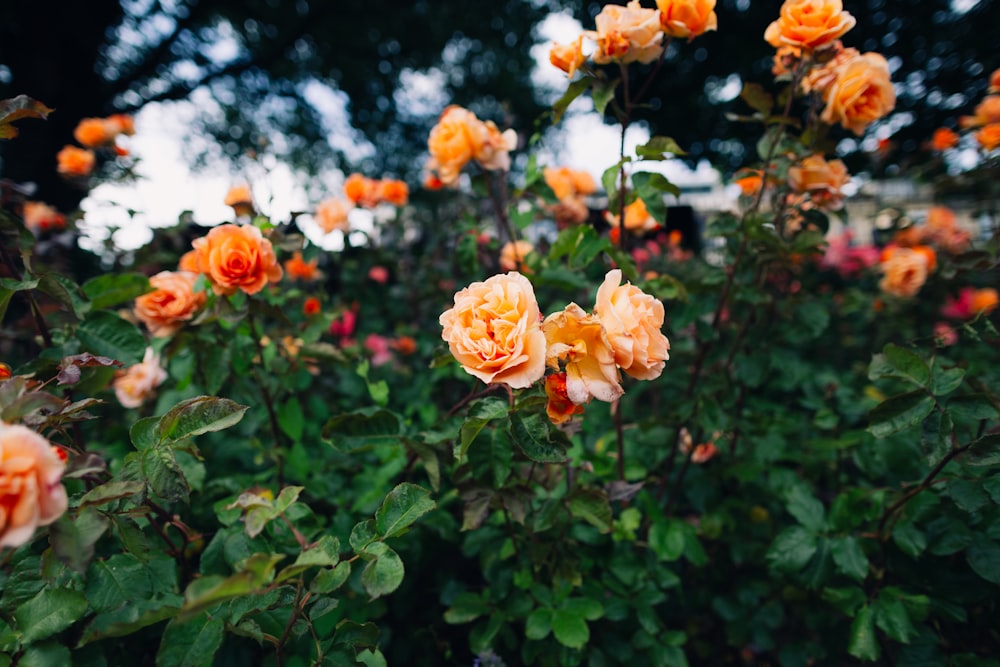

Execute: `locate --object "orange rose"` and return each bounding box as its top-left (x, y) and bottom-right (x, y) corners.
top-left (549, 36), bottom-right (586, 79)
top-left (191, 223), bottom-right (283, 296)
top-left (315, 198), bottom-right (353, 234)
top-left (589, 0), bottom-right (664, 65)
top-left (801, 43), bottom-right (856, 95)
top-left (107, 114), bottom-right (135, 136)
top-left (377, 179), bottom-right (409, 207)
top-left (734, 174), bottom-right (763, 197)
top-left (978, 123), bottom-right (1000, 151)
top-left (606, 198), bottom-right (659, 232)
top-left (439, 272), bottom-right (547, 389)
top-left (303, 297), bottom-right (321, 316)
top-left (344, 173), bottom-right (379, 207)
top-left (499, 240), bottom-right (534, 272)
top-left (476, 121), bottom-right (518, 173)
top-left (764, 0), bottom-right (856, 51)
top-left (544, 166), bottom-right (596, 201)
top-left (391, 336), bottom-right (418, 356)
top-left (930, 127), bottom-right (959, 151)
top-left (820, 51), bottom-right (895, 135)
top-left (284, 251), bottom-right (320, 282)
top-left (56, 145), bottom-right (95, 177)
top-left (544, 304), bottom-right (623, 404)
top-left (971, 288), bottom-right (999, 315)
top-left (0, 423), bottom-right (68, 548)
top-left (594, 269), bottom-right (671, 380)
top-left (787, 153), bottom-right (850, 209)
top-left (224, 184), bottom-right (255, 217)
top-left (134, 271), bottom-right (206, 337)
top-left (22, 201), bottom-right (65, 233)
top-left (113, 348), bottom-right (167, 409)
top-left (960, 95), bottom-right (1000, 129)
top-left (544, 373), bottom-right (586, 425)
top-left (656, 0), bottom-right (718, 40)
top-left (0, 364), bottom-right (10, 380)
top-left (178, 249), bottom-right (201, 272)
top-left (73, 118), bottom-right (117, 147)
top-left (879, 247), bottom-right (930, 298)
top-left (923, 206), bottom-right (971, 254)
top-left (426, 105), bottom-right (486, 186)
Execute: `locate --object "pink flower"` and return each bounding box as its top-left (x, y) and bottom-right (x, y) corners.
top-left (933, 322), bottom-right (958, 347)
top-left (364, 334), bottom-right (394, 367)
top-left (819, 231), bottom-right (879, 277)
top-left (329, 307), bottom-right (358, 340)
top-left (368, 266), bottom-right (390, 284)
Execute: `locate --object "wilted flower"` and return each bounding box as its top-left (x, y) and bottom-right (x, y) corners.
top-left (113, 348), bottom-right (167, 408)
top-left (589, 0), bottom-right (664, 65)
top-left (764, 0), bottom-right (856, 51)
top-left (656, 0), bottom-right (718, 40)
top-left (0, 422), bottom-right (68, 548)
top-left (439, 272), bottom-right (546, 389)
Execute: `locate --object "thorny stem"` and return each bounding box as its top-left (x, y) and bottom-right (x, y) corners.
top-left (246, 309), bottom-right (287, 486)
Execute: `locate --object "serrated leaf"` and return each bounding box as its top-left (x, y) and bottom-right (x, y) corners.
top-left (848, 605), bottom-right (880, 661)
top-left (156, 396), bottom-right (248, 445)
top-left (785, 486), bottom-right (827, 532)
top-left (322, 408), bottom-right (401, 450)
top-left (333, 620), bottom-right (380, 650)
top-left (14, 588), bottom-right (88, 644)
top-left (375, 483), bottom-right (435, 539)
top-left (874, 595), bottom-right (915, 644)
top-left (869, 344), bottom-right (930, 387)
top-left (551, 609), bottom-right (589, 649)
top-left (310, 561), bottom-right (352, 594)
top-left (568, 489), bottom-right (613, 534)
top-left (361, 546), bottom-right (405, 599)
top-left (966, 434), bottom-right (1000, 466)
top-left (79, 480), bottom-right (144, 507)
top-left (141, 446), bottom-right (189, 502)
top-left (868, 391), bottom-right (935, 438)
top-left (948, 394), bottom-right (1000, 421)
top-left (81, 273), bottom-right (152, 311)
top-left (156, 613), bottom-right (224, 667)
top-left (766, 526), bottom-right (817, 573)
top-left (468, 426), bottom-right (513, 488)
top-left (508, 412), bottom-right (568, 463)
top-left (966, 538), bottom-right (1000, 584)
top-left (831, 536), bottom-right (869, 581)
top-left (77, 311), bottom-right (146, 365)
top-left (458, 397), bottom-right (508, 461)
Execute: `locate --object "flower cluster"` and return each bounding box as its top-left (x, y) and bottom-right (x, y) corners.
top-left (549, 0), bottom-right (717, 77)
top-left (440, 270), bottom-right (669, 425)
top-left (958, 69), bottom-right (1000, 152)
top-left (57, 113), bottom-right (135, 178)
top-left (424, 105), bottom-right (518, 187)
top-left (311, 172), bottom-right (408, 235)
top-left (543, 166), bottom-right (596, 227)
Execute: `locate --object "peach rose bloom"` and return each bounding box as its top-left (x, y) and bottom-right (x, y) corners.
top-left (113, 348), bottom-right (167, 409)
top-left (606, 198), bottom-right (659, 232)
top-left (788, 153), bottom-right (849, 209)
top-left (0, 423), bottom-right (68, 549)
top-left (924, 206), bottom-right (971, 254)
top-left (544, 373), bottom-right (586, 425)
top-left (656, 0), bottom-right (718, 40)
top-left (192, 224), bottom-right (283, 296)
top-left (544, 166), bottom-right (596, 201)
top-left (284, 251), bottom-right (320, 282)
top-left (550, 36), bottom-right (586, 79)
top-left (178, 249), bottom-right (201, 273)
top-left (377, 179), bottom-right (409, 207)
top-left (931, 127), bottom-right (959, 151)
top-left (499, 240), bottom-right (534, 272)
top-left (56, 145), bottom-right (95, 177)
top-left (22, 202), bottom-right (66, 233)
top-left (764, 0), bottom-right (856, 51)
top-left (971, 288), bottom-right (999, 315)
top-left (801, 43), bottom-right (855, 95)
top-left (475, 121), bottom-right (518, 173)
top-left (820, 51), bottom-right (896, 135)
top-left (426, 105), bottom-right (487, 186)
top-left (73, 118), bottom-right (118, 147)
top-left (589, 0), bottom-right (664, 65)
top-left (543, 304), bottom-right (623, 404)
top-left (224, 184), bottom-right (255, 217)
top-left (961, 95), bottom-right (1000, 129)
top-left (107, 114), bottom-right (136, 136)
top-left (344, 173), bottom-right (378, 206)
top-left (315, 198), bottom-right (353, 234)
top-left (879, 247), bottom-right (930, 298)
top-left (594, 269), bottom-right (671, 381)
top-left (439, 272), bottom-right (546, 389)
top-left (134, 271), bottom-right (206, 337)
top-left (978, 123), bottom-right (1000, 151)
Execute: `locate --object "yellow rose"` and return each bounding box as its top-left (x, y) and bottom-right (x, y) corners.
top-left (0, 423), bottom-right (68, 548)
top-left (764, 0), bottom-right (856, 51)
top-left (594, 269), bottom-right (671, 380)
top-left (543, 303), bottom-right (623, 404)
top-left (820, 51), bottom-right (896, 135)
top-left (590, 0), bottom-right (664, 65)
top-left (656, 0), bottom-right (718, 40)
top-left (439, 272), bottom-right (547, 389)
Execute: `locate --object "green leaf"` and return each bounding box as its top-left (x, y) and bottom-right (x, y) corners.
top-left (552, 77), bottom-right (590, 124)
top-left (785, 486), bottom-right (827, 532)
top-left (635, 135), bottom-right (687, 159)
top-left (79, 480), bottom-right (144, 508)
top-left (49, 507), bottom-right (110, 573)
top-left (562, 597), bottom-right (604, 621)
top-left (948, 479), bottom-right (989, 513)
top-left (508, 412), bottom-right (569, 463)
top-left (141, 446), bottom-right (189, 502)
top-left (831, 536), bottom-right (869, 582)
top-left (333, 620), bottom-right (380, 650)
top-left (81, 273), bottom-right (152, 311)
top-left (739, 82), bottom-right (773, 115)
top-left (443, 592), bottom-right (489, 625)
top-left (966, 538), bottom-right (1000, 584)
top-left (568, 489), bottom-right (613, 534)
top-left (551, 609), bottom-right (589, 649)
top-left (277, 397), bottom-right (304, 442)
top-left (76, 311), bottom-right (146, 365)
top-left (156, 613), bottom-right (224, 667)
top-left (947, 394), bottom-right (1000, 421)
top-left (848, 605), bottom-right (880, 662)
top-left (648, 519), bottom-right (686, 562)
top-left (966, 434), bottom-right (1000, 466)
top-left (766, 526), bottom-right (817, 573)
top-left (276, 535), bottom-right (340, 582)
top-left (459, 397), bottom-right (508, 464)
top-left (930, 363), bottom-right (965, 396)
top-left (874, 595), bottom-right (915, 644)
top-left (468, 426), bottom-right (513, 488)
top-left (310, 561), bottom-right (352, 594)
top-left (525, 607), bottom-right (553, 640)
top-left (17, 642), bottom-right (70, 667)
top-left (322, 407), bottom-right (401, 451)
top-left (591, 78), bottom-right (616, 117)
top-left (85, 554), bottom-right (155, 612)
top-left (892, 521), bottom-right (927, 558)
top-left (156, 396), bottom-right (248, 445)
top-left (360, 545), bottom-right (405, 599)
top-left (375, 483), bottom-right (436, 539)
top-left (869, 344), bottom-right (930, 387)
top-left (867, 391), bottom-right (935, 438)
top-left (14, 588), bottom-right (88, 644)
